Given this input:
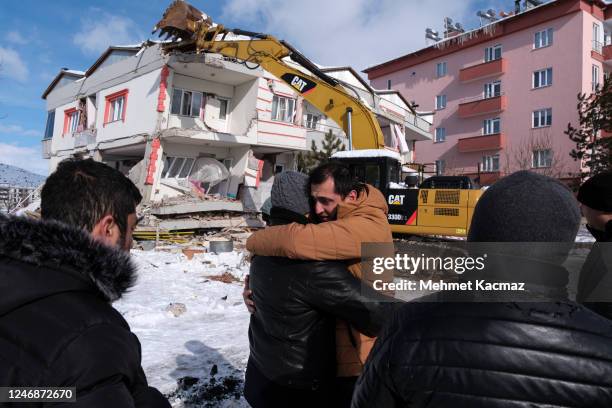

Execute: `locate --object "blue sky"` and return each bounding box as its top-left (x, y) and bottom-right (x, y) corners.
top-left (0, 0), bottom-right (521, 175)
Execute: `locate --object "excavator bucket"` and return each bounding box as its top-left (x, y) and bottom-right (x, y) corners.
top-left (153, 0), bottom-right (212, 42)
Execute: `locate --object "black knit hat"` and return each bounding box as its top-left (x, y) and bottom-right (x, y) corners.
top-left (271, 171), bottom-right (310, 215)
top-left (468, 171), bottom-right (580, 242)
top-left (577, 172), bottom-right (612, 212)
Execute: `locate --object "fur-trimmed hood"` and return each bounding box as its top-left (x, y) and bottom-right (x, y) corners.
top-left (0, 215), bottom-right (137, 308)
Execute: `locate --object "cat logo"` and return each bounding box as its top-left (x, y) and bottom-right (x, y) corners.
top-left (281, 73), bottom-right (316, 95)
top-left (388, 195), bottom-right (405, 206)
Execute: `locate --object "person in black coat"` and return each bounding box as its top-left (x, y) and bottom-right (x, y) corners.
top-left (576, 172), bottom-right (612, 319)
top-left (244, 171), bottom-right (396, 408)
top-left (0, 159), bottom-right (169, 408)
top-left (352, 171), bottom-right (612, 408)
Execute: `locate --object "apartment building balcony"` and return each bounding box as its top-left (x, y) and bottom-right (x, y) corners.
top-left (73, 128), bottom-right (97, 148)
top-left (41, 138), bottom-right (52, 159)
top-left (459, 58), bottom-right (507, 82)
top-left (458, 94), bottom-right (507, 118)
top-left (458, 133), bottom-right (506, 153)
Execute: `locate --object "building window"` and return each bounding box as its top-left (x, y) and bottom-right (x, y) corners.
top-left (534, 28), bottom-right (553, 49)
top-left (271, 95), bottom-right (296, 123)
top-left (63, 108), bottom-right (80, 136)
top-left (435, 127), bottom-right (446, 143)
top-left (435, 160), bottom-right (446, 175)
top-left (592, 65), bottom-right (600, 92)
top-left (222, 158), bottom-right (233, 171)
top-left (387, 79), bottom-right (392, 90)
top-left (274, 164), bottom-right (285, 174)
top-left (171, 88), bottom-right (203, 117)
top-left (484, 81), bottom-right (501, 99)
top-left (482, 154), bottom-right (500, 172)
top-left (436, 62), bottom-right (447, 78)
top-left (483, 118), bottom-right (501, 135)
top-left (304, 113), bottom-right (320, 129)
top-left (44, 110), bottom-right (55, 139)
top-left (532, 108), bottom-right (552, 128)
top-left (161, 156), bottom-right (196, 179)
top-left (435, 95), bottom-right (447, 110)
top-left (219, 98), bottom-right (229, 120)
top-left (103, 89), bottom-right (128, 125)
top-left (532, 149), bottom-right (552, 168)
top-left (484, 44), bottom-right (502, 62)
top-left (593, 23), bottom-right (602, 52)
top-left (533, 68), bottom-right (553, 88)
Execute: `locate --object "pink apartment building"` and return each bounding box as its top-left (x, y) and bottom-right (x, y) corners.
top-left (365, 0), bottom-right (611, 185)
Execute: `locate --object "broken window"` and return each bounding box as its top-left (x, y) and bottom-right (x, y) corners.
top-left (171, 88), bottom-right (203, 117)
top-left (162, 156), bottom-right (196, 179)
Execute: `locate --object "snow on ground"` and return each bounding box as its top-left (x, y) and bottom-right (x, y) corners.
top-left (114, 249), bottom-right (252, 407)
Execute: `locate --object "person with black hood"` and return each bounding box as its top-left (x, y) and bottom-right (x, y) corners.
top-left (576, 171), bottom-right (612, 319)
top-left (352, 171), bottom-right (612, 408)
top-left (244, 171), bottom-right (396, 408)
top-left (0, 159), bottom-right (170, 408)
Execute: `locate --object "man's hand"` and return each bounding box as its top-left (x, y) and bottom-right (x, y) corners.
top-left (243, 274), bottom-right (256, 314)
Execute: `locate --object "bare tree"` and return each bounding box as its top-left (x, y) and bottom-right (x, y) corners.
top-left (505, 128), bottom-right (567, 178)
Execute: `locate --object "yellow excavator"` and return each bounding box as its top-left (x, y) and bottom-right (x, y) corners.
top-left (154, 0), bottom-right (483, 237)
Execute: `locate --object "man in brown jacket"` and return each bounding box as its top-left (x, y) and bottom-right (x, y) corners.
top-left (245, 161), bottom-right (394, 406)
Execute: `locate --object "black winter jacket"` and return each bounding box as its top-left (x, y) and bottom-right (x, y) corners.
top-left (0, 215), bottom-right (170, 408)
top-left (352, 300), bottom-right (612, 408)
top-left (248, 255), bottom-right (395, 390)
top-left (577, 221), bottom-right (612, 319)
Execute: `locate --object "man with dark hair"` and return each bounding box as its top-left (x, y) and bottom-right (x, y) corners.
top-left (0, 158), bottom-right (170, 408)
top-left (246, 161), bottom-right (394, 406)
top-left (353, 171), bottom-right (612, 407)
top-left (244, 171), bottom-right (395, 408)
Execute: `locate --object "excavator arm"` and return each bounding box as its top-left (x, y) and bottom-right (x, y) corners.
top-left (154, 0), bottom-right (385, 150)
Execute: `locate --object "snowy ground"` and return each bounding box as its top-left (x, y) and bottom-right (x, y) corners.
top-left (114, 249), bottom-right (252, 407)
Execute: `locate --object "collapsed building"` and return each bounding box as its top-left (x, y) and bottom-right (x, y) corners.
top-left (41, 42), bottom-right (431, 230)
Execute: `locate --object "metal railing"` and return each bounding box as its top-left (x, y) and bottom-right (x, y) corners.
top-left (41, 139), bottom-right (52, 159)
top-left (593, 40), bottom-right (604, 54)
top-left (460, 92), bottom-right (505, 105)
top-left (73, 128), bottom-right (97, 148)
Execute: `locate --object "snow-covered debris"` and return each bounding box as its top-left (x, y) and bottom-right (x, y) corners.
top-left (115, 249), bottom-right (251, 407)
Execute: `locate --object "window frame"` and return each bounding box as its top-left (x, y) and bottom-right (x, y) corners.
top-left (592, 64), bottom-right (600, 92)
top-left (532, 149), bottom-right (553, 168)
top-left (63, 108), bottom-right (80, 136)
top-left (161, 156), bottom-right (196, 180)
top-left (534, 28), bottom-right (553, 49)
top-left (436, 62), bottom-right (447, 78)
top-left (434, 127), bottom-right (446, 143)
top-left (271, 94), bottom-right (296, 123)
top-left (218, 97), bottom-right (230, 120)
top-left (484, 44), bottom-right (502, 62)
top-left (532, 108), bottom-right (552, 128)
top-left (483, 118), bottom-right (501, 135)
top-left (481, 154), bottom-right (500, 172)
top-left (170, 88), bottom-right (204, 118)
top-left (304, 113), bottom-right (320, 130)
top-left (533, 68), bottom-right (553, 89)
top-left (103, 89), bottom-right (129, 126)
top-left (435, 159), bottom-right (446, 175)
top-left (483, 81), bottom-right (502, 99)
top-left (44, 110), bottom-right (55, 140)
top-left (435, 94), bottom-right (447, 110)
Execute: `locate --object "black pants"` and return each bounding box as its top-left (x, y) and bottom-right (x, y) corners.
top-left (332, 376), bottom-right (358, 408)
top-left (244, 358), bottom-right (332, 408)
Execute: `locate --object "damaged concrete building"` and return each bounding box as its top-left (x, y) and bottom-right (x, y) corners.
top-left (41, 42), bottom-right (430, 229)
